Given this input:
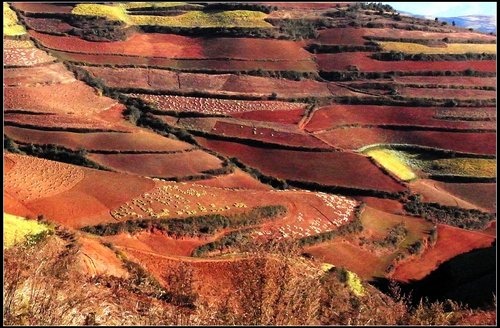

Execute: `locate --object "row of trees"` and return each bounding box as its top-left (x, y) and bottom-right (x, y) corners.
top-left (81, 205), bottom-right (287, 237)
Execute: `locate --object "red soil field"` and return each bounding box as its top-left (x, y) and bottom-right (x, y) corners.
top-left (4, 153), bottom-right (85, 203)
top-left (86, 66), bottom-right (335, 98)
top-left (30, 31), bottom-right (313, 61)
top-left (305, 104), bottom-right (496, 132)
top-left (105, 182), bottom-right (358, 241)
top-left (260, 2), bottom-right (349, 9)
top-left (24, 17), bottom-right (73, 35)
top-left (435, 182), bottom-right (496, 213)
top-left (174, 58), bottom-right (317, 72)
top-left (87, 151), bottom-right (224, 178)
top-left (4, 156), bottom-right (16, 173)
top-left (195, 168), bottom-right (272, 191)
top-left (408, 179), bottom-right (489, 211)
top-left (255, 192), bottom-right (359, 242)
top-left (316, 28), bottom-right (368, 45)
top-left (363, 28), bottom-right (497, 42)
top-left (208, 119), bottom-right (331, 148)
top-left (195, 137), bottom-right (406, 193)
top-left (483, 221), bottom-right (496, 237)
top-left (354, 196), bottom-right (405, 214)
top-left (119, 249), bottom-right (260, 304)
top-left (180, 74), bottom-right (334, 98)
top-left (316, 128), bottom-right (496, 155)
top-left (85, 66), bottom-right (180, 91)
top-left (51, 50), bottom-right (317, 71)
top-left (393, 76), bottom-right (497, 88)
top-left (5, 159), bottom-right (158, 228)
top-left (11, 2), bottom-right (74, 14)
top-left (434, 107), bottom-right (496, 120)
top-left (30, 31), bottom-right (204, 58)
top-left (3, 63), bottom-right (76, 86)
top-left (306, 205), bottom-right (434, 279)
top-left (103, 231), bottom-right (209, 257)
top-left (306, 239), bottom-right (389, 279)
top-left (231, 108), bottom-right (306, 125)
top-left (392, 224), bottom-right (495, 282)
top-left (4, 48), bottom-right (57, 67)
top-left (127, 93), bottom-right (308, 116)
top-left (317, 52), bottom-right (496, 72)
top-left (398, 87), bottom-right (496, 100)
top-left (4, 113), bottom-right (131, 132)
top-left (76, 235), bottom-right (129, 278)
top-left (4, 192), bottom-right (36, 218)
top-left (4, 126), bottom-right (193, 152)
top-left (149, 114), bottom-right (179, 126)
top-left (4, 82), bottom-right (117, 115)
top-left (201, 37), bottom-right (313, 61)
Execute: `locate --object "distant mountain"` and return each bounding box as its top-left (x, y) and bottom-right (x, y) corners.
top-left (399, 11), bottom-right (496, 34)
top-left (438, 15), bottom-right (496, 34)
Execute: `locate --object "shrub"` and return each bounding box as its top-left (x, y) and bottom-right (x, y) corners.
top-left (19, 143), bottom-right (110, 171)
top-left (81, 205), bottom-right (287, 237)
top-left (403, 198), bottom-right (494, 230)
top-left (408, 240), bottom-right (424, 255)
top-left (4, 134), bottom-right (23, 154)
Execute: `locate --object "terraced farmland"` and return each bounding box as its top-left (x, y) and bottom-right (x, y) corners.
top-left (71, 3), bottom-right (272, 28)
top-left (378, 41), bottom-right (497, 54)
top-left (3, 2), bottom-right (497, 325)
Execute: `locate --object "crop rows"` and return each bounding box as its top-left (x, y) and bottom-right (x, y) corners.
top-left (4, 48), bottom-right (57, 67)
top-left (4, 113), bottom-right (130, 132)
top-left (110, 183), bottom-right (250, 221)
top-left (3, 40), bottom-right (34, 49)
top-left (378, 41), bottom-right (496, 54)
top-left (4, 154), bottom-right (85, 202)
top-left (128, 94), bottom-right (307, 115)
top-left (258, 193), bottom-right (357, 240)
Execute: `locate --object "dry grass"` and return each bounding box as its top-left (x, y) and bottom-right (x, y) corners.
top-left (379, 41), bottom-right (496, 54)
top-left (3, 235), bottom-right (486, 325)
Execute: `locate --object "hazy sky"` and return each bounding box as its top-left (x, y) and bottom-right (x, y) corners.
top-left (383, 2), bottom-right (497, 17)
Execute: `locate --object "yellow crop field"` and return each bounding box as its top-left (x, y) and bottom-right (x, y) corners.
top-left (72, 4), bottom-right (271, 28)
top-left (423, 158), bottom-right (496, 178)
top-left (365, 148), bottom-right (417, 181)
top-left (4, 213), bottom-right (51, 249)
top-left (379, 41), bottom-right (496, 54)
top-left (131, 10), bottom-right (271, 28)
top-left (120, 2), bottom-right (190, 9)
top-left (72, 4), bottom-right (131, 22)
top-left (4, 3), bottom-right (26, 36)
